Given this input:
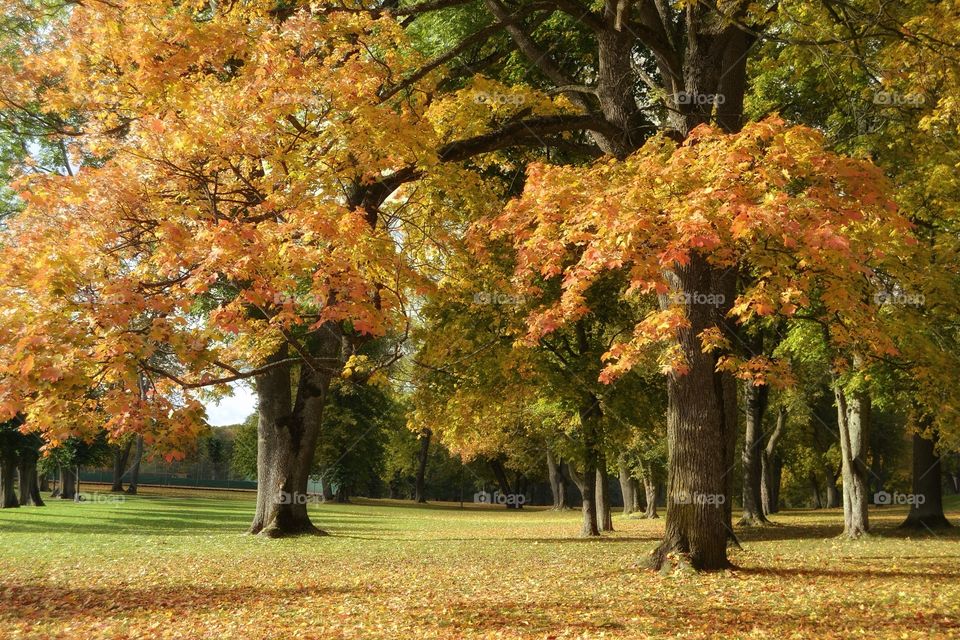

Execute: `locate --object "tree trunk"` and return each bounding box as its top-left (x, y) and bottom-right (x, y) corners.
top-left (650, 253), bottom-right (738, 571)
top-left (596, 464), bottom-right (614, 531)
top-left (319, 477), bottom-right (333, 502)
top-left (1, 451), bottom-right (19, 508)
top-left (900, 429), bottom-right (951, 530)
top-left (761, 406), bottom-right (786, 516)
top-left (618, 456), bottom-right (634, 515)
top-left (17, 450), bottom-right (43, 507)
top-left (125, 435), bottom-right (143, 495)
top-left (547, 449), bottom-right (566, 510)
top-left (111, 440), bottom-right (133, 493)
top-left (642, 469), bottom-right (659, 519)
top-left (631, 477), bottom-right (642, 513)
top-left (740, 380), bottom-right (770, 525)
top-left (39, 472), bottom-right (50, 493)
top-left (835, 384), bottom-right (870, 538)
top-left (809, 472), bottom-right (823, 508)
top-left (575, 404), bottom-right (600, 537)
top-left (249, 356), bottom-right (329, 537)
top-left (414, 427), bottom-right (431, 503)
top-left (489, 458), bottom-right (520, 509)
top-left (59, 465), bottom-right (77, 500)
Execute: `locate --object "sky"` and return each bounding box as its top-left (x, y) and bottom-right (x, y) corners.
top-left (203, 381), bottom-right (257, 427)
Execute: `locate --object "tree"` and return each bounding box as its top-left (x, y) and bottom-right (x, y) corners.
top-left (490, 118), bottom-right (912, 567)
top-left (0, 0), bottom-right (462, 536)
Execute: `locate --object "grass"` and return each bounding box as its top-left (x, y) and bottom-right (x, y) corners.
top-left (2, 491), bottom-right (959, 639)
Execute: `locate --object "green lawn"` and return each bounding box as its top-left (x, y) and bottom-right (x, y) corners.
top-left (1, 491), bottom-right (959, 639)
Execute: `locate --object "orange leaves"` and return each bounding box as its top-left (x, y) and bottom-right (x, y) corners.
top-left (491, 117), bottom-right (914, 384)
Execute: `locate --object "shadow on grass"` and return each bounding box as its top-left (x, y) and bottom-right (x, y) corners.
top-left (0, 583), bottom-right (354, 620)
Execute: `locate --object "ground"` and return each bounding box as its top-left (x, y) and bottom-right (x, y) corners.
top-left (1, 489), bottom-right (958, 639)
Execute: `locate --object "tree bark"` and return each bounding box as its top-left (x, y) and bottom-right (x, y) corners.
top-left (809, 472), bottom-right (823, 508)
top-left (835, 384), bottom-right (870, 538)
top-left (596, 462), bottom-right (614, 531)
top-left (17, 450), bottom-right (43, 507)
top-left (618, 456), bottom-right (634, 516)
top-left (739, 380), bottom-right (770, 525)
top-left (641, 465), bottom-right (659, 519)
top-left (59, 465), bottom-right (77, 500)
top-left (900, 429), bottom-right (951, 530)
top-left (761, 406), bottom-right (786, 515)
top-left (125, 435), bottom-right (143, 495)
top-left (650, 253), bottom-right (738, 571)
top-left (576, 404), bottom-right (600, 537)
top-left (414, 427), bottom-right (431, 503)
top-left (547, 449), bottom-right (566, 510)
top-left (1, 450), bottom-right (18, 508)
top-left (631, 477), bottom-right (642, 513)
top-left (111, 440), bottom-right (133, 493)
top-left (249, 354), bottom-right (330, 537)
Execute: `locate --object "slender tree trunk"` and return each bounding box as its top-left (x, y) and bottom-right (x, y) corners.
top-left (319, 477), bottom-right (333, 502)
top-left (111, 440), bottom-right (133, 493)
top-left (835, 384), bottom-right (870, 538)
top-left (39, 472), bottom-right (50, 493)
top-left (596, 463), bottom-right (613, 532)
top-left (125, 435), bottom-right (143, 495)
top-left (900, 429), bottom-right (951, 530)
top-left (618, 457), bottom-right (634, 516)
top-left (414, 427), bottom-right (431, 503)
top-left (642, 463), bottom-right (660, 520)
top-left (249, 354), bottom-right (329, 537)
top-left (547, 449), bottom-right (566, 510)
top-left (17, 450), bottom-right (43, 507)
top-left (576, 404), bottom-right (600, 537)
top-left (1, 451), bottom-right (19, 508)
top-left (60, 465), bottom-right (77, 500)
top-left (740, 380), bottom-right (770, 525)
top-left (650, 253), bottom-right (738, 571)
top-left (761, 406), bottom-right (786, 516)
